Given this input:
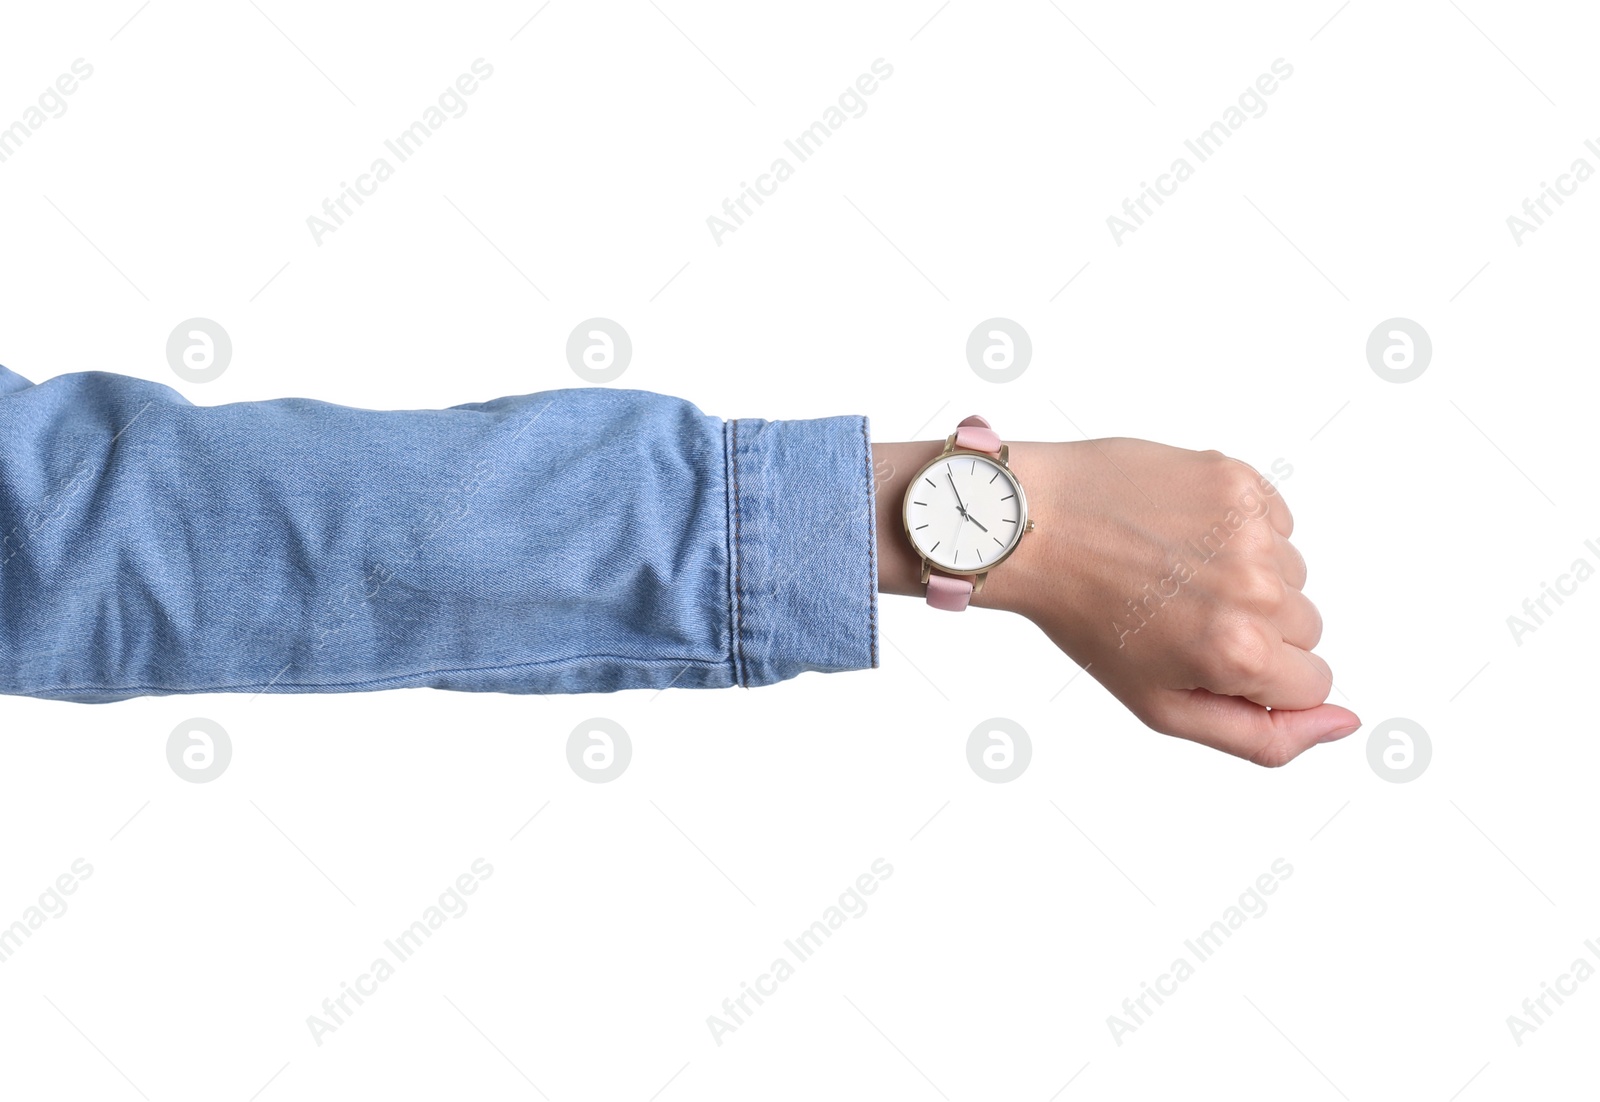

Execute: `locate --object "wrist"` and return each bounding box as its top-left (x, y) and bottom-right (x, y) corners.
top-left (871, 439), bottom-right (942, 600)
top-left (871, 437), bottom-right (1057, 618)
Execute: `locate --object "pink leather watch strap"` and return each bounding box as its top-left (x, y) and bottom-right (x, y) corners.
top-left (953, 414), bottom-right (1001, 457)
top-left (926, 573), bottom-right (974, 612)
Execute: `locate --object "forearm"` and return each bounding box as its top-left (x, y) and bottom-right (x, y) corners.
top-left (0, 368), bottom-right (877, 700)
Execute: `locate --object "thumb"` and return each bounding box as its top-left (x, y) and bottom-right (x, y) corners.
top-left (1155, 688), bottom-right (1362, 768)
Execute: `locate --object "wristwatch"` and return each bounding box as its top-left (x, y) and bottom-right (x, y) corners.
top-left (901, 415), bottom-right (1035, 611)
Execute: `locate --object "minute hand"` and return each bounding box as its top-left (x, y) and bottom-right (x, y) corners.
top-left (946, 470), bottom-right (967, 516)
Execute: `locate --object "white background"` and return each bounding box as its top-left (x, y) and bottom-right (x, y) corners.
top-left (1, 1), bottom-right (1595, 1099)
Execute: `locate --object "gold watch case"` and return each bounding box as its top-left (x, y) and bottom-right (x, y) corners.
top-left (900, 430), bottom-right (1036, 598)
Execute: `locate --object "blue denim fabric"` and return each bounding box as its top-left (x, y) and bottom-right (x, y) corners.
top-left (0, 365), bottom-right (879, 702)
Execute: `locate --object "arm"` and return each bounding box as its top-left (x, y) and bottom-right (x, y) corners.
top-left (873, 436), bottom-right (1360, 767)
top-left (1, 361), bottom-right (1356, 765)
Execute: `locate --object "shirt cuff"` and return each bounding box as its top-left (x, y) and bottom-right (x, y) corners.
top-left (724, 413), bottom-right (880, 687)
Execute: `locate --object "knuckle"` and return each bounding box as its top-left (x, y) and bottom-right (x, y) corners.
top-left (1236, 561), bottom-right (1284, 610)
top-left (1205, 620), bottom-right (1271, 687)
top-left (1214, 456), bottom-right (1262, 499)
top-left (1215, 461), bottom-right (1280, 529)
top-left (1270, 486), bottom-right (1294, 535)
top-left (1303, 605), bottom-right (1325, 648)
top-left (1285, 540), bottom-right (1308, 583)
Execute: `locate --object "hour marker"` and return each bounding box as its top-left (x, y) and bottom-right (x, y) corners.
top-left (989, 470), bottom-right (1000, 483)
top-left (914, 524), bottom-right (928, 530)
top-left (954, 549), bottom-right (959, 564)
top-left (912, 501), bottom-right (926, 506)
top-left (977, 548), bottom-right (984, 563)
top-left (1002, 518), bottom-right (1017, 524)
top-left (970, 459), bottom-right (975, 474)
top-left (924, 477), bottom-right (936, 488)
top-left (1000, 494), bottom-right (1014, 501)
top-left (929, 541), bottom-right (940, 551)
top-left (993, 536), bottom-right (1003, 546)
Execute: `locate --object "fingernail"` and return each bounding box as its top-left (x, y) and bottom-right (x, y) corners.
top-left (1317, 723), bottom-right (1361, 744)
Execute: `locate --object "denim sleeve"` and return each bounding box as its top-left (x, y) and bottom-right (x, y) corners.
top-left (0, 365), bottom-right (879, 702)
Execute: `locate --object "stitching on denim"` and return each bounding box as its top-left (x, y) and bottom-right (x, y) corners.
top-left (13, 654), bottom-right (731, 698)
top-left (730, 418), bottom-right (747, 687)
top-left (860, 417), bottom-right (879, 670)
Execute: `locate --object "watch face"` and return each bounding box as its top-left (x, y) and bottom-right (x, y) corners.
top-left (903, 452), bottom-right (1026, 573)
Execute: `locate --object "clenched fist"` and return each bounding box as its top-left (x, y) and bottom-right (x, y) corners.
top-left (875, 436), bottom-right (1360, 767)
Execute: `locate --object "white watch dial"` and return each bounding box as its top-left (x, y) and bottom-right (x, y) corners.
top-left (903, 453), bottom-right (1025, 573)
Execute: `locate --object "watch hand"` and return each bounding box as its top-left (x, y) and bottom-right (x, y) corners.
top-left (946, 470), bottom-right (967, 516)
top-left (965, 513), bottom-right (989, 533)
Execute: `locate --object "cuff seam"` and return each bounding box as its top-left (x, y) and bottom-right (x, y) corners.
top-left (860, 417), bottom-right (879, 670)
top-left (727, 418), bottom-right (748, 688)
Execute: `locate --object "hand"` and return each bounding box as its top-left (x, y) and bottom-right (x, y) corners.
top-left (873, 437), bottom-right (1360, 767)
